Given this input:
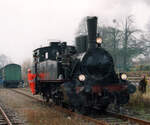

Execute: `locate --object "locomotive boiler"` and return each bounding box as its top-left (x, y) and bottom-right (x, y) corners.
top-left (33, 16), bottom-right (136, 113)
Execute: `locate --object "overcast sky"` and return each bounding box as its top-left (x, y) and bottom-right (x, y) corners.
top-left (0, 0), bottom-right (150, 64)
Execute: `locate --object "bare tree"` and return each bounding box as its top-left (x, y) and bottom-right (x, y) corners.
top-left (111, 20), bottom-right (122, 67)
top-left (0, 54), bottom-right (12, 68)
top-left (75, 17), bottom-right (88, 36)
top-left (21, 58), bottom-right (32, 87)
top-left (97, 24), bottom-right (122, 70)
top-left (121, 16), bottom-right (141, 71)
top-left (145, 21), bottom-right (150, 57)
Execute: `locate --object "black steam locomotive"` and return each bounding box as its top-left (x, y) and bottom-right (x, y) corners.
top-left (33, 16), bottom-right (136, 112)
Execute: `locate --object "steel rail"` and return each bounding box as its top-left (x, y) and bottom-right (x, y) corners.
top-left (11, 89), bottom-right (43, 102)
top-left (0, 106), bottom-right (13, 125)
top-left (109, 111), bottom-right (150, 125)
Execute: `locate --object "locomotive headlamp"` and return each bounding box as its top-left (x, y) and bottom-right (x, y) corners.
top-left (96, 37), bottom-right (102, 44)
top-left (121, 74), bottom-right (127, 80)
top-left (78, 74), bottom-right (86, 81)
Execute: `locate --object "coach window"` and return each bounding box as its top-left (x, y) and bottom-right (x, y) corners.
top-left (45, 52), bottom-right (48, 59)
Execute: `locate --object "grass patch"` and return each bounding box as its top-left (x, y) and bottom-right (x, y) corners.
top-left (127, 84), bottom-right (150, 114)
top-left (22, 107), bottom-right (93, 125)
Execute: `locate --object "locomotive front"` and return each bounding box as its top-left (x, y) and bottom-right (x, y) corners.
top-left (63, 16), bottom-right (136, 112)
top-left (76, 17), bottom-right (118, 84)
top-left (81, 48), bottom-right (116, 83)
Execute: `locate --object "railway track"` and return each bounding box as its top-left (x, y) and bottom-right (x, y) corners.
top-left (0, 96), bottom-right (24, 125)
top-left (0, 106), bottom-right (12, 125)
top-left (10, 88), bottom-right (150, 125)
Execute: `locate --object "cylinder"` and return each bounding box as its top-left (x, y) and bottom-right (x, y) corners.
top-left (87, 16), bottom-right (97, 49)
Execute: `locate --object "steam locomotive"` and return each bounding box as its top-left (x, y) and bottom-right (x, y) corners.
top-left (33, 16), bottom-right (136, 112)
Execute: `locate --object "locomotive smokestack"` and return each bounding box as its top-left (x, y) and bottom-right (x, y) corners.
top-left (87, 16), bottom-right (97, 49)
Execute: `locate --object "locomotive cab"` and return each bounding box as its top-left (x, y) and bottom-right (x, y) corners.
top-left (33, 42), bottom-right (61, 62)
top-left (33, 42), bottom-right (77, 81)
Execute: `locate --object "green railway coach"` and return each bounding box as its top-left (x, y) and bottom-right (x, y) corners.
top-left (0, 64), bottom-right (22, 88)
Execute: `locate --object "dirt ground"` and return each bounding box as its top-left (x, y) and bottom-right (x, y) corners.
top-left (0, 88), bottom-right (95, 125)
